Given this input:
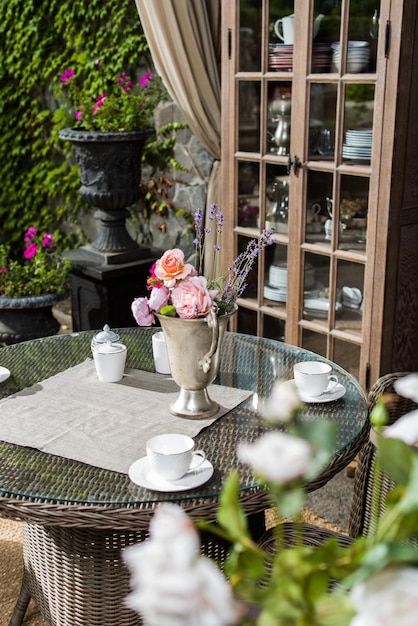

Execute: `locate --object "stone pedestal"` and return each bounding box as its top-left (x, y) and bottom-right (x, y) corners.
top-left (68, 249), bottom-right (161, 331)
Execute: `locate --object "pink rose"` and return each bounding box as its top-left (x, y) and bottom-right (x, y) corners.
top-left (132, 297), bottom-right (155, 326)
top-left (171, 276), bottom-right (214, 319)
top-left (148, 286), bottom-right (170, 312)
top-left (154, 249), bottom-right (194, 288)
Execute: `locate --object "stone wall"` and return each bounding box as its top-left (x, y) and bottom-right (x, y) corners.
top-left (133, 101), bottom-right (214, 256)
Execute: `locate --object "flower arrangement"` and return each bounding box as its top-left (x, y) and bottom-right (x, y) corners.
top-left (124, 374), bottom-right (418, 626)
top-left (58, 60), bottom-right (167, 133)
top-left (131, 204), bottom-right (274, 325)
top-left (0, 227), bottom-right (72, 298)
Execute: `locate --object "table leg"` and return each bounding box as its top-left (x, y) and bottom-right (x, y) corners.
top-left (8, 571), bottom-right (31, 626)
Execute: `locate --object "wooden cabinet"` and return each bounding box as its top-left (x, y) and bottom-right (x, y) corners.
top-left (221, 0), bottom-right (418, 391)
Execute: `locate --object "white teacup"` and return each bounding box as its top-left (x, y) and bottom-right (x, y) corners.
top-left (93, 341), bottom-right (127, 383)
top-left (152, 331), bottom-right (171, 375)
top-left (294, 361), bottom-right (338, 397)
top-left (146, 434), bottom-right (206, 481)
top-left (274, 15), bottom-right (294, 45)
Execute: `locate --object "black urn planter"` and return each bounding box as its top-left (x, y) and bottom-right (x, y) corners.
top-left (0, 293), bottom-right (62, 345)
top-left (59, 127), bottom-right (155, 265)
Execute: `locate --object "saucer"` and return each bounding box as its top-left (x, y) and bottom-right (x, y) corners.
top-left (0, 367), bottom-right (10, 383)
top-left (128, 456), bottom-right (214, 492)
top-left (293, 381), bottom-right (346, 403)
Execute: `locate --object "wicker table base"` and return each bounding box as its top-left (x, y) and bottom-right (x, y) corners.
top-left (9, 522), bottom-right (232, 626)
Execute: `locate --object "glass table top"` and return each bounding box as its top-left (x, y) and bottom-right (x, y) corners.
top-left (0, 328), bottom-right (368, 508)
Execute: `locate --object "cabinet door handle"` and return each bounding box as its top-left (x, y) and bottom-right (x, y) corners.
top-left (287, 155), bottom-right (302, 175)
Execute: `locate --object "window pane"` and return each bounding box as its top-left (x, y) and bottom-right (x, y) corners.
top-left (239, 0), bottom-right (262, 72)
top-left (302, 329), bottom-right (327, 359)
top-left (303, 253), bottom-right (331, 325)
top-left (264, 243), bottom-right (288, 311)
top-left (342, 84), bottom-right (375, 165)
top-left (238, 161), bottom-right (260, 228)
top-left (267, 82), bottom-right (292, 156)
top-left (334, 339), bottom-right (361, 380)
top-left (305, 170), bottom-right (333, 244)
top-left (335, 260), bottom-right (364, 337)
top-left (309, 84), bottom-right (338, 160)
top-left (338, 175), bottom-right (369, 253)
top-left (266, 163), bottom-right (290, 234)
top-left (238, 81), bottom-right (261, 152)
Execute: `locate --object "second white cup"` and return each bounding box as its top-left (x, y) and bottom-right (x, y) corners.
top-left (294, 361), bottom-right (338, 397)
top-left (146, 433), bottom-right (206, 481)
top-left (152, 331), bottom-right (171, 374)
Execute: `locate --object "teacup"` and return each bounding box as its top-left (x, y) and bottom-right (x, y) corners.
top-left (294, 361), bottom-right (338, 397)
top-left (93, 341), bottom-right (127, 383)
top-left (152, 331), bottom-right (171, 375)
top-left (146, 433), bottom-right (206, 481)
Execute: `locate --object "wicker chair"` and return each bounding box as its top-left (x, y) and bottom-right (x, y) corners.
top-left (259, 372), bottom-right (418, 557)
top-left (349, 371), bottom-right (418, 538)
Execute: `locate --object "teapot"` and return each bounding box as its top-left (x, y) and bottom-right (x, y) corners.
top-left (274, 13), bottom-right (324, 44)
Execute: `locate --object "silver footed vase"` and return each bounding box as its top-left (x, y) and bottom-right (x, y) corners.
top-left (156, 305), bottom-right (237, 419)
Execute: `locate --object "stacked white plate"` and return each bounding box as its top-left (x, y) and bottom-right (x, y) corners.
top-left (264, 263), bottom-right (318, 303)
top-left (304, 298), bottom-right (343, 318)
top-left (264, 284), bottom-right (322, 304)
top-left (342, 128), bottom-right (372, 162)
top-left (331, 41), bottom-right (370, 73)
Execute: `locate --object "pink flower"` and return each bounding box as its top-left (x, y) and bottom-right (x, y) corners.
top-left (0, 267), bottom-right (7, 274)
top-left (148, 286), bottom-right (170, 312)
top-left (93, 93), bottom-right (108, 115)
top-left (131, 297), bottom-right (155, 326)
top-left (60, 68), bottom-right (75, 85)
top-left (171, 276), bottom-right (214, 319)
top-left (24, 226), bottom-right (38, 243)
top-left (154, 249), bottom-right (194, 288)
top-left (42, 233), bottom-right (55, 248)
top-left (75, 110), bottom-right (83, 121)
top-left (23, 243), bottom-right (38, 260)
top-left (140, 71), bottom-right (152, 88)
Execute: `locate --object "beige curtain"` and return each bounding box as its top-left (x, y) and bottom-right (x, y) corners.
top-left (135, 0), bottom-right (221, 212)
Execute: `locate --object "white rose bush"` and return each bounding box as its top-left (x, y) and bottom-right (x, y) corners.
top-left (124, 374), bottom-right (418, 625)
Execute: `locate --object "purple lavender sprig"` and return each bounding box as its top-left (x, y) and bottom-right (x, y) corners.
top-left (219, 229), bottom-right (275, 305)
top-left (193, 204), bottom-right (224, 282)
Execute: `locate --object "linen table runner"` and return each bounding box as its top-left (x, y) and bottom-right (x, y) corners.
top-left (0, 360), bottom-right (251, 474)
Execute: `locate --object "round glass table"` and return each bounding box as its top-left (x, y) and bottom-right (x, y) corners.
top-left (0, 328), bottom-right (368, 626)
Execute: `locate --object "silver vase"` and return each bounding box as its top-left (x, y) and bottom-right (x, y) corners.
top-left (156, 306), bottom-right (237, 419)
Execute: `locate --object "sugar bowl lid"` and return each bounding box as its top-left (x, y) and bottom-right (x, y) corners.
top-left (91, 324), bottom-right (120, 349)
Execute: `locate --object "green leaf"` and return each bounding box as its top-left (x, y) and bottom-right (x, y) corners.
top-left (377, 436), bottom-right (417, 486)
top-left (217, 471), bottom-right (249, 541)
top-left (158, 305), bottom-right (177, 317)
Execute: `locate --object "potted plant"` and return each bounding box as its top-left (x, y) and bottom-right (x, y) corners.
top-left (56, 61), bottom-right (169, 264)
top-left (0, 226), bottom-right (72, 344)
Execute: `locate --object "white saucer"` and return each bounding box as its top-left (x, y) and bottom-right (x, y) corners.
top-left (294, 381), bottom-right (346, 403)
top-left (128, 456), bottom-right (214, 492)
top-left (0, 367), bottom-right (10, 383)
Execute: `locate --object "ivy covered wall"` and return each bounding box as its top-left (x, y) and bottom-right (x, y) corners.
top-left (0, 0), bottom-right (210, 253)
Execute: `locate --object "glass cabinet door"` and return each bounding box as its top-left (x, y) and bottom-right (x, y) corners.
top-left (228, 0), bottom-right (385, 386)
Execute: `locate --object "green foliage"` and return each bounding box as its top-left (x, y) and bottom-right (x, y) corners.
top-left (0, 0), bottom-right (154, 249)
